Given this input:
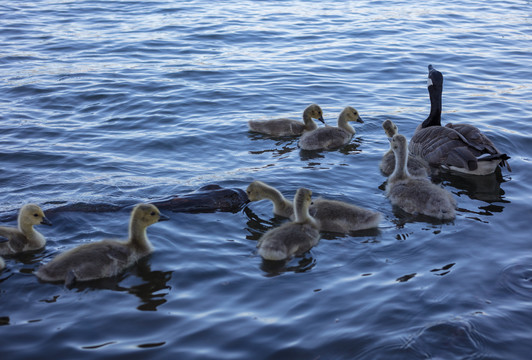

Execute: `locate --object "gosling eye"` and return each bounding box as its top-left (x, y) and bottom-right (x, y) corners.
top-left (150, 211), bottom-right (156, 216)
top-left (34, 213), bottom-right (39, 217)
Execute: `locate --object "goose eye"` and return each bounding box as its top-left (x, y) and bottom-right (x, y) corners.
top-left (150, 211), bottom-right (156, 216)
top-left (34, 213), bottom-right (39, 217)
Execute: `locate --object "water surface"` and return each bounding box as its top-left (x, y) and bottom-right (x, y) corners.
top-left (1, 1), bottom-right (531, 359)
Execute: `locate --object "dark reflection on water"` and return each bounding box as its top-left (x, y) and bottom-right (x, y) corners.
top-left (298, 138), bottom-right (363, 161)
top-left (260, 255), bottom-right (317, 277)
top-left (432, 168), bottom-right (508, 203)
top-left (64, 258), bottom-right (173, 311)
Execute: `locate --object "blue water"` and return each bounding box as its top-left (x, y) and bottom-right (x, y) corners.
top-left (1, 0), bottom-right (531, 358)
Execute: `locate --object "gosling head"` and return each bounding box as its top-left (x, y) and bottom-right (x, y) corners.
top-left (294, 187), bottom-right (312, 209)
top-left (131, 203), bottom-right (169, 228)
top-left (382, 119), bottom-right (398, 138)
top-left (246, 181), bottom-right (267, 202)
top-left (343, 106), bottom-right (364, 123)
top-left (389, 134), bottom-right (407, 154)
top-left (306, 104), bottom-right (325, 124)
top-left (19, 204), bottom-right (52, 227)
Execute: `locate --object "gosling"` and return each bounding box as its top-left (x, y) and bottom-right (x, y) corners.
top-left (257, 188), bottom-right (320, 261)
top-left (0, 204), bottom-right (52, 255)
top-left (380, 119), bottom-right (429, 177)
top-left (386, 134), bottom-right (456, 220)
top-left (35, 203), bottom-right (169, 286)
top-left (298, 106), bottom-right (363, 150)
top-left (248, 104), bottom-right (325, 137)
top-left (246, 180), bottom-right (381, 233)
top-left (0, 256), bottom-right (5, 271)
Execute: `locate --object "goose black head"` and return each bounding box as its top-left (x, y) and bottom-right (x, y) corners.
top-left (427, 64), bottom-right (443, 91)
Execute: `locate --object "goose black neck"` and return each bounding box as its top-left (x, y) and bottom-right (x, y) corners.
top-left (422, 65), bottom-right (443, 128)
top-left (422, 84), bottom-right (442, 127)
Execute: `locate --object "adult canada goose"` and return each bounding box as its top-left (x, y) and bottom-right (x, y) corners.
top-left (248, 104), bottom-right (325, 136)
top-left (35, 203), bottom-right (169, 286)
top-left (409, 65), bottom-right (510, 175)
top-left (246, 180), bottom-right (381, 233)
top-left (298, 106), bottom-right (363, 150)
top-left (257, 188), bottom-right (320, 261)
top-left (0, 204), bottom-right (52, 255)
top-left (380, 119), bottom-right (428, 177)
top-left (386, 134), bottom-right (456, 220)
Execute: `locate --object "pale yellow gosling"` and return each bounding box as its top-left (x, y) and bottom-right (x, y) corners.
top-left (386, 134), bottom-right (456, 220)
top-left (298, 106), bottom-right (363, 150)
top-left (0, 204), bottom-right (52, 255)
top-left (257, 188), bottom-right (320, 261)
top-left (0, 256), bottom-right (5, 271)
top-left (35, 203), bottom-right (169, 287)
top-left (248, 104), bottom-right (325, 136)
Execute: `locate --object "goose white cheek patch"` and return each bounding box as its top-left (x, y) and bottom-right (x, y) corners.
top-left (427, 77), bottom-right (433, 86)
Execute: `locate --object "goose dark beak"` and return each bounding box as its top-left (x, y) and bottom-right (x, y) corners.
top-left (158, 213), bottom-right (170, 222)
top-left (41, 217), bottom-right (52, 226)
top-left (318, 116), bottom-right (325, 124)
top-left (356, 115), bottom-right (364, 123)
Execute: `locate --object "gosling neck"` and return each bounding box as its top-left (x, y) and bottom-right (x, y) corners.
top-left (421, 81), bottom-right (443, 128)
top-left (128, 220), bottom-right (153, 253)
top-left (337, 111), bottom-right (355, 135)
top-left (293, 198), bottom-right (314, 225)
top-left (390, 145), bottom-right (410, 182)
top-left (18, 216), bottom-right (40, 242)
top-left (261, 185), bottom-right (293, 217)
top-left (302, 108), bottom-right (318, 131)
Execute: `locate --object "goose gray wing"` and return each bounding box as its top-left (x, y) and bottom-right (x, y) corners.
top-left (409, 126), bottom-right (479, 171)
top-left (446, 123), bottom-right (511, 170)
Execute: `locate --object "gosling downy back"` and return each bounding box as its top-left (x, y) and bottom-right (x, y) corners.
top-left (35, 203), bottom-right (169, 286)
top-left (380, 119), bottom-right (429, 177)
top-left (0, 204), bottom-right (52, 255)
top-left (310, 198), bottom-right (382, 233)
top-left (257, 188), bottom-right (320, 261)
top-left (248, 104), bottom-right (325, 137)
top-left (409, 65), bottom-right (510, 175)
top-left (386, 134), bottom-right (456, 220)
top-left (298, 106), bottom-right (363, 150)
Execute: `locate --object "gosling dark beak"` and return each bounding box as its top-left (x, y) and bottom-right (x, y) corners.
top-left (41, 217), bottom-right (52, 226)
top-left (356, 115), bottom-right (364, 123)
top-left (158, 213), bottom-right (170, 222)
top-left (318, 116), bottom-right (325, 124)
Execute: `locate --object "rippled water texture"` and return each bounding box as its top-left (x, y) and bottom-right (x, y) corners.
top-left (1, 0), bottom-right (531, 359)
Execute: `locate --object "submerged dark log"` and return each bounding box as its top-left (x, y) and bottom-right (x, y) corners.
top-left (0, 185), bottom-right (249, 222)
top-left (152, 185), bottom-right (248, 213)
